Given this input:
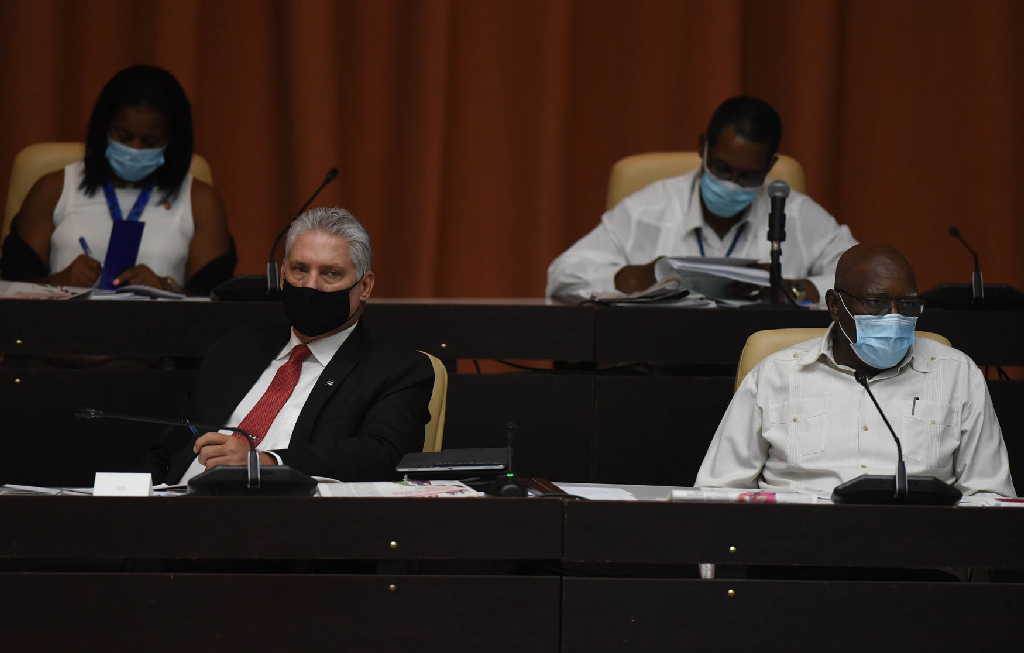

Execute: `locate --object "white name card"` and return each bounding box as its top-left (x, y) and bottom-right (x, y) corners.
top-left (93, 472), bottom-right (153, 497)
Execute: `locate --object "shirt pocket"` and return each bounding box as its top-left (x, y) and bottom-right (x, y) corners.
top-left (769, 397), bottom-right (829, 461)
top-left (900, 399), bottom-right (954, 471)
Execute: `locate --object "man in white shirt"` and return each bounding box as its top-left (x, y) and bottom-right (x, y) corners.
top-left (695, 245), bottom-right (1015, 498)
top-left (150, 207), bottom-right (433, 484)
top-left (546, 96), bottom-right (857, 302)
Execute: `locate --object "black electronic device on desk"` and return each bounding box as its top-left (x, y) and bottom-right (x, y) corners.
top-left (396, 422), bottom-right (527, 496)
top-left (397, 448), bottom-right (508, 480)
top-left (923, 226), bottom-right (1024, 310)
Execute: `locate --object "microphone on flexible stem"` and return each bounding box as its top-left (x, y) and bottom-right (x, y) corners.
top-left (74, 408), bottom-right (315, 496)
top-left (210, 167), bottom-right (339, 301)
top-left (266, 167), bottom-right (340, 292)
top-left (948, 226), bottom-right (984, 304)
top-left (766, 180), bottom-right (796, 306)
top-left (852, 374), bottom-right (907, 499)
top-left (831, 377), bottom-right (961, 505)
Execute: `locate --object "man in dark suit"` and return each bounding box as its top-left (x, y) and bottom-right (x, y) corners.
top-left (150, 207), bottom-right (433, 484)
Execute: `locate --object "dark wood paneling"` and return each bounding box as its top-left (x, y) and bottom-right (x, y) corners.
top-left (593, 376), bottom-right (733, 486)
top-left (0, 370), bottom-right (195, 487)
top-left (595, 305), bottom-right (1024, 365)
top-left (1, 573), bottom-right (560, 653)
top-left (564, 502), bottom-right (1024, 568)
top-left (595, 306), bottom-right (831, 363)
top-left (0, 496), bottom-right (563, 560)
top-left (0, 300), bottom-right (285, 357)
top-left (445, 374), bottom-right (595, 482)
top-left (563, 578), bottom-right (1022, 653)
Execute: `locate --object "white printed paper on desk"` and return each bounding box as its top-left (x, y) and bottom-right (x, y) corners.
top-left (318, 480), bottom-right (482, 498)
top-left (93, 472), bottom-right (153, 496)
top-left (0, 281), bottom-right (91, 300)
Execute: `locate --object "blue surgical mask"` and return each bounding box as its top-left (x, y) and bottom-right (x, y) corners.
top-left (837, 294), bottom-right (917, 370)
top-left (699, 146), bottom-right (760, 217)
top-left (106, 138), bottom-right (165, 182)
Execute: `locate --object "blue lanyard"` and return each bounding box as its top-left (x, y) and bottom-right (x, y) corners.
top-left (102, 183), bottom-right (153, 222)
top-left (696, 222), bottom-right (747, 258)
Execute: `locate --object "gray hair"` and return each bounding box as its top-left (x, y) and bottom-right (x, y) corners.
top-left (284, 207), bottom-right (372, 278)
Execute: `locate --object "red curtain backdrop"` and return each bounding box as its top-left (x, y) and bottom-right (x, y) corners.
top-left (1, 0), bottom-right (1021, 298)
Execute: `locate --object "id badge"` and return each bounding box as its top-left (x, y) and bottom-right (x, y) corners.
top-left (97, 220), bottom-right (146, 290)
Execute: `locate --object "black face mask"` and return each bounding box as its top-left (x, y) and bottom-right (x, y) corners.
top-left (281, 279), bottom-right (361, 337)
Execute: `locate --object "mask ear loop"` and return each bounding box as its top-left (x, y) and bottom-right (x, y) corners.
top-left (835, 292), bottom-right (857, 345)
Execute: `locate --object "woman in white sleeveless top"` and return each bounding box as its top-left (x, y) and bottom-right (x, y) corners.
top-left (5, 65), bottom-right (234, 294)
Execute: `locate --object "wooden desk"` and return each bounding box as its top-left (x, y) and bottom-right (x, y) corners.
top-left (562, 500), bottom-right (1024, 652)
top-left (2, 494), bottom-right (1021, 652)
top-left (0, 495), bottom-right (563, 652)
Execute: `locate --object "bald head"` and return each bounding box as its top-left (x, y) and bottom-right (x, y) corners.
top-left (834, 245), bottom-right (917, 297)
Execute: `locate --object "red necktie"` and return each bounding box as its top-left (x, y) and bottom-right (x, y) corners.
top-left (236, 344), bottom-right (311, 446)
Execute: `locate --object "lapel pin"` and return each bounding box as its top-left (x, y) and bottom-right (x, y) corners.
top-left (325, 380), bottom-right (335, 387)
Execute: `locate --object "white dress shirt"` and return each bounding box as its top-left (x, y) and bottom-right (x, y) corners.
top-left (180, 323), bottom-right (357, 483)
top-left (695, 324), bottom-right (1015, 498)
top-left (545, 169), bottom-right (857, 300)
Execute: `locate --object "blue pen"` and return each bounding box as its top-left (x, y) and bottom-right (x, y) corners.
top-left (78, 236), bottom-right (93, 258)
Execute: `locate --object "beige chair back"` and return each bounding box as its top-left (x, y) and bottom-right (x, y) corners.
top-left (606, 151), bottom-right (806, 209)
top-left (734, 327), bottom-right (952, 391)
top-left (3, 142), bottom-right (214, 239)
top-left (420, 351), bottom-right (448, 452)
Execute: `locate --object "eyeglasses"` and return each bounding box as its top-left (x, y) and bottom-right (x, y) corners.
top-left (836, 289), bottom-right (925, 317)
top-left (705, 155), bottom-right (770, 188)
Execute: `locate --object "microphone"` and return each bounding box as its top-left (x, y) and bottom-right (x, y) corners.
top-left (266, 167), bottom-right (340, 292)
top-left (766, 180), bottom-right (794, 306)
top-left (767, 180), bottom-right (789, 244)
top-left (852, 373), bottom-right (907, 499)
top-left (494, 420), bottom-right (526, 497)
top-left (830, 378), bottom-right (961, 505)
top-left (74, 408), bottom-right (315, 496)
top-left (948, 226), bottom-right (984, 304)
top-left (210, 167), bottom-right (339, 301)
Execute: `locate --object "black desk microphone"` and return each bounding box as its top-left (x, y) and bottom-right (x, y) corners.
top-left (265, 167), bottom-right (339, 292)
top-left (948, 226), bottom-right (984, 304)
top-left (494, 421), bottom-right (526, 497)
top-left (74, 408), bottom-right (315, 496)
top-left (853, 373), bottom-right (907, 499)
top-left (831, 376), bottom-right (960, 505)
top-left (210, 167), bottom-right (339, 301)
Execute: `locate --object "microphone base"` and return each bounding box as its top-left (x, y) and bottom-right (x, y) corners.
top-left (187, 465), bottom-right (317, 496)
top-left (831, 474), bottom-right (961, 506)
top-left (210, 275), bottom-right (282, 302)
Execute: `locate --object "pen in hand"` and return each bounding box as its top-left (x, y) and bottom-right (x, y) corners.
top-left (78, 236), bottom-right (93, 258)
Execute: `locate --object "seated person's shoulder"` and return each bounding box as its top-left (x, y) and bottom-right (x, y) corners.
top-left (759, 334), bottom-right (824, 368)
top-left (16, 170), bottom-right (65, 223)
top-left (914, 334), bottom-right (975, 368)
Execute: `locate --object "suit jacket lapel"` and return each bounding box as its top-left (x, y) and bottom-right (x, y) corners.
top-left (289, 322), bottom-right (367, 445)
top-left (209, 328), bottom-right (290, 426)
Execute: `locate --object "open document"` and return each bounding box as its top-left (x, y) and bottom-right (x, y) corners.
top-left (588, 256), bottom-right (768, 306)
top-left (655, 256), bottom-right (769, 299)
